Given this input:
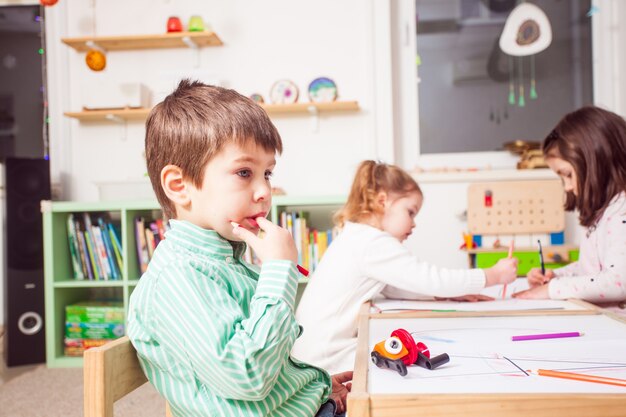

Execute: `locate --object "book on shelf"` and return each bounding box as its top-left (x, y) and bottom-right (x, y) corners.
top-left (66, 213), bottom-right (123, 280)
top-left (66, 214), bottom-right (84, 280)
top-left (135, 217), bottom-right (150, 274)
top-left (134, 215), bottom-right (168, 275)
top-left (83, 213), bottom-right (105, 279)
top-left (64, 301), bottom-right (124, 356)
top-left (279, 210), bottom-right (336, 275)
top-left (108, 223), bottom-right (124, 273)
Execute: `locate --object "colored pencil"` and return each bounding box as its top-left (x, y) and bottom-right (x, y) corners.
top-left (502, 240), bottom-right (514, 299)
top-left (512, 331), bottom-right (583, 341)
top-left (531, 369), bottom-right (626, 388)
top-left (538, 239), bottom-right (546, 275)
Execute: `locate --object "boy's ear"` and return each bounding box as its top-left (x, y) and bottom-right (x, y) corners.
top-left (161, 165), bottom-right (191, 207)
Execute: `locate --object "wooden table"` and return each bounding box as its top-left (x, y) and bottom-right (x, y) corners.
top-left (347, 301), bottom-right (626, 417)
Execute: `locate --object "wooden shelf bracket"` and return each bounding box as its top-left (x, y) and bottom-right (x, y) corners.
top-left (85, 40), bottom-right (105, 52)
top-left (307, 104), bottom-right (320, 132)
top-left (104, 114), bottom-right (128, 140)
top-left (181, 36), bottom-right (200, 68)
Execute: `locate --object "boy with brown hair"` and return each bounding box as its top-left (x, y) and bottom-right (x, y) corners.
top-left (128, 79), bottom-right (352, 417)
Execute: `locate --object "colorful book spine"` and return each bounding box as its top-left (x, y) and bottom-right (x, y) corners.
top-left (145, 227), bottom-right (156, 260)
top-left (76, 221), bottom-right (93, 280)
top-left (84, 230), bottom-right (100, 280)
top-left (135, 216), bottom-right (150, 274)
top-left (83, 213), bottom-right (106, 280)
top-left (92, 226), bottom-right (112, 279)
top-left (66, 214), bottom-right (84, 280)
top-left (108, 223), bottom-right (124, 274)
top-left (155, 218), bottom-right (166, 240)
top-left (98, 218), bottom-right (119, 280)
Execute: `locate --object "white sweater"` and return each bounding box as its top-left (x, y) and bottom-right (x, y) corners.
top-left (549, 192), bottom-right (626, 303)
top-left (292, 221), bottom-right (485, 374)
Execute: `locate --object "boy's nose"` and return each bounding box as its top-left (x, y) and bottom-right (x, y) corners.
top-left (253, 181), bottom-right (271, 201)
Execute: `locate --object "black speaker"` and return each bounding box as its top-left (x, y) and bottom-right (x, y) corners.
top-left (3, 157), bottom-right (50, 366)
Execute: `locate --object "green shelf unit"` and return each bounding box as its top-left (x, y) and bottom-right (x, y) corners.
top-left (43, 196), bottom-right (343, 367)
top-left (43, 199), bottom-right (160, 368)
top-left (472, 248), bottom-right (580, 276)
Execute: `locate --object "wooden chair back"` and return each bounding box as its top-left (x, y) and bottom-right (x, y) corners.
top-left (83, 335), bottom-right (172, 417)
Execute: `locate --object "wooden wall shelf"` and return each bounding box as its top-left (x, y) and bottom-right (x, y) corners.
top-left (262, 101), bottom-right (360, 114)
top-left (64, 108), bottom-right (151, 122)
top-left (63, 101), bottom-right (360, 122)
top-left (61, 31), bottom-right (223, 52)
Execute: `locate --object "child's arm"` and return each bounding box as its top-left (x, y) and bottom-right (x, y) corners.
top-left (362, 233), bottom-right (491, 298)
top-left (519, 210), bottom-right (626, 301)
top-left (149, 258), bottom-right (302, 401)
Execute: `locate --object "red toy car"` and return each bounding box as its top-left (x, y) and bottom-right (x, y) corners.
top-left (371, 328), bottom-right (450, 376)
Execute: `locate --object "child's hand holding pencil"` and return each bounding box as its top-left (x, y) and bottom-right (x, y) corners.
top-left (483, 249), bottom-right (518, 288)
top-left (527, 268), bottom-right (556, 287)
top-left (526, 240), bottom-right (556, 287)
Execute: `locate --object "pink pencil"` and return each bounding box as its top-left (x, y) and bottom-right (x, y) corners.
top-left (502, 240), bottom-right (514, 299)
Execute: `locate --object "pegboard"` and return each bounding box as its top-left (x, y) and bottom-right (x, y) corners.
top-left (467, 180), bottom-right (565, 235)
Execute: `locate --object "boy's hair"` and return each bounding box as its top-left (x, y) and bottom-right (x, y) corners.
top-left (334, 160), bottom-right (422, 228)
top-left (145, 79), bottom-right (283, 219)
top-left (543, 106), bottom-right (626, 228)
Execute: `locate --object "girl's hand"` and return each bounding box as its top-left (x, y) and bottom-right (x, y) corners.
top-left (435, 294), bottom-right (494, 302)
top-left (330, 371), bottom-right (353, 414)
top-left (512, 283), bottom-right (550, 299)
top-left (484, 258), bottom-right (518, 287)
top-left (232, 217), bottom-right (298, 264)
top-left (527, 267), bottom-right (555, 287)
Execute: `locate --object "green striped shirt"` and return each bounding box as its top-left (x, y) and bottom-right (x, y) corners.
top-left (128, 220), bottom-right (331, 417)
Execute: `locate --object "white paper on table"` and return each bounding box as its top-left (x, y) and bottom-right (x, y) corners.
top-left (372, 279), bottom-right (585, 312)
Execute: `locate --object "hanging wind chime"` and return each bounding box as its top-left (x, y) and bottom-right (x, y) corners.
top-left (499, 2), bottom-right (552, 107)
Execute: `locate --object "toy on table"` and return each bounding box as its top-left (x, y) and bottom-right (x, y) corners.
top-left (370, 328), bottom-right (450, 376)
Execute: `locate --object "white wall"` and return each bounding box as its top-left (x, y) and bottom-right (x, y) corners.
top-left (44, 0), bottom-right (393, 201)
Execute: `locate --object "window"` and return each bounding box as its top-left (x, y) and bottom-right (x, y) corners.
top-left (415, 0), bottom-right (593, 154)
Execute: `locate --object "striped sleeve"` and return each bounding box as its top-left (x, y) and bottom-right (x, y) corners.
top-left (150, 260), bottom-right (301, 401)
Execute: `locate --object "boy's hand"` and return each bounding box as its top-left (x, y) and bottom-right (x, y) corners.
top-left (512, 283), bottom-right (550, 299)
top-left (527, 267), bottom-right (555, 287)
top-left (484, 258), bottom-right (518, 287)
top-left (330, 371), bottom-right (353, 415)
top-left (232, 217), bottom-right (298, 264)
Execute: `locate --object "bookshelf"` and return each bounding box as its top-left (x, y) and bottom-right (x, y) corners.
top-left (270, 195), bottom-right (345, 299)
top-left (43, 196), bottom-right (344, 367)
top-left (63, 101), bottom-right (360, 122)
top-left (42, 200), bottom-right (161, 368)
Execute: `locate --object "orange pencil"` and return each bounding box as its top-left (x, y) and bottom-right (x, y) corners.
top-left (502, 239), bottom-right (514, 299)
top-left (532, 369), bottom-right (626, 388)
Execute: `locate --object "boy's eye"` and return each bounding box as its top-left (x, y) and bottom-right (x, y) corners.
top-left (409, 211), bottom-right (415, 217)
top-left (237, 169), bottom-right (251, 178)
top-left (264, 170), bottom-right (273, 180)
